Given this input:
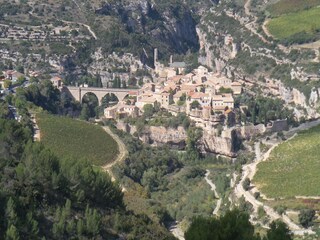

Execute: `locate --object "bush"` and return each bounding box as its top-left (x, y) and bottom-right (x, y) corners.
top-left (274, 205), bottom-right (286, 215)
top-left (242, 178), bottom-right (251, 191)
top-left (254, 192), bottom-right (260, 199)
top-left (299, 209), bottom-right (316, 228)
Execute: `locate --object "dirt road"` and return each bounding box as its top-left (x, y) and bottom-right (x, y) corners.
top-left (234, 120), bottom-right (320, 235)
top-left (101, 126), bottom-right (128, 182)
top-left (205, 170), bottom-right (222, 216)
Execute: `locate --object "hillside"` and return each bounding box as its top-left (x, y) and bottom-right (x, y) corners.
top-left (254, 125), bottom-right (320, 198)
top-left (266, 0), bottom-right (320, 44)
top-left (37, 113), bottom-right (119, 166)
top-left (0, 0), bottom-right (214, 64)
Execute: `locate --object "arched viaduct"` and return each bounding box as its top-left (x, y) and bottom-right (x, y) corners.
top-left (62, 86), bottom-right (138, 106)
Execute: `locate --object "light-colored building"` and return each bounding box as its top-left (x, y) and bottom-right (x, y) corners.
top-left (104, 104), bottom-right (139, 119)
top-left (104, 105), bottom-right (118, 119)
top-left (161, 91), bottom-right (173, 107)
top-left (135, 96), bottom-right (157, 109)
top-left (189, 92), bottom-right (211, 107)
top-left (212, 94), bottom-right (234, 110)
top-left (3, 70), bottom-right (25, 82)
top-left (50, 76), bottom-right (63, 88)
top-left (231, 81), bottom-right (242, 95)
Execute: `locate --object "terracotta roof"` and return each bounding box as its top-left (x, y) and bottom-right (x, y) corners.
top-left (189, 92), bottom-right (208, 99)
top-left (128, 90), bottom-right (138, 95)
top-left (51, 76), bottom-right (62, 81)
top-left (231, 81), bottom-right (241, 86)
top-left (169, 75), bottom-right (183, 82)
top-left (181, 84), bottom-right (197, 91)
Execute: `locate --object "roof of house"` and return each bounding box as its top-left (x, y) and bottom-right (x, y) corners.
top-left (181, 84), bottom-right (197, 91)
top-left (137, 96), bottom-right (157, 103)
top-left (189, 92), bottom-right (209, 99)
top-left (51, 76), bottom-right (62, 81)
top-left (170, 62), bottom-right (186, 68)
top-left (212, 94), bottom-right (234, 102)
top-left (231, 81), bottom-right (242, 86)
top-left (169, 75), bottom-right (183, 83)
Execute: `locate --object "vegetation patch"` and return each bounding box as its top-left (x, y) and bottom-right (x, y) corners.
top-left (37, 113), bottom-right (119, 166)
top-left (267, 0), bottom-right (320, 17)
top-left (267, 7), bottom-right (320, 42)
top-left (254, 124), bottom-right (320, 198)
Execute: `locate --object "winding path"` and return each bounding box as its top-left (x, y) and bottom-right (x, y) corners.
top-left (205, 170), bottom-right (222, 216)
top-left (169, 170), bottom-right (223, 240)
top-left (234, 120), bottom-right (320, 235)
top-left (60, 19), bottom-right (97, 40)
top-left (101, 126), bottom-right (128, 182)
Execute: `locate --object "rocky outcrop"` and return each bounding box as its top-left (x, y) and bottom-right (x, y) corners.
top-left (278, 83), bottom-right (319, 119)
top-left (96, 0), bottom-right (200, 58)
top-left (140, 126), bottom-right (187, 149)
top-left (202, 133), bottom-right (236, 157)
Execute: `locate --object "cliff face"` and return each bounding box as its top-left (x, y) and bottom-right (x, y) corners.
top-left (95, 0), bottom-right (200, 58)
top-left (137, 125), bottom-right (242, 157)
top-left (140, 126), bottom-right (187, 149)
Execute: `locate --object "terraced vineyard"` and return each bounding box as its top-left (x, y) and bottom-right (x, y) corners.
top-left (37, 113), bottom-right (119, 166)
top-left (267, 0), bottom-right (320, 17)
top-left (267, 7), bottom-right (320, 40)
top-left (254, 124), bottom-right (320, 198)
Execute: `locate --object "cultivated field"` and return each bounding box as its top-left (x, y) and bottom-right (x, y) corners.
top-left (254, 124), bottom-right (320, 198)
top-left (267, 7), bottom-right (320, 39)
top-left (37, 113), bottom-right (119, 166)
top-left (267, 0), bottom-right (320, 16)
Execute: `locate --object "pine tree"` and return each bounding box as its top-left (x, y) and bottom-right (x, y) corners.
top-left (5, 198), bottom-right (18, 227)
top-left (85, 205), bottom-right (100, 236)
top-left (80, 104), bottom-right (90, 121)
top-left (5, 225), bottom-right (20, 240)
top-left (77, 219), bottom-right (84, 236)
top-left (26, 212), bottom-right (39, 237)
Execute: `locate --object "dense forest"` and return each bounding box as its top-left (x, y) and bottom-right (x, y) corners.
top-left (0, 100), bottom-right (175, 239)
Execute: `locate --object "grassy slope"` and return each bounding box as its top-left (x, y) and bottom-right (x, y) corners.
top-left (267, 0), bottom-right (320, 16)
top-left (267, 7), bottom-right (320, 39)
top-left (254, 125), bottom-right (320, 198)
top-left (37, 113), bottom-right (119, 166)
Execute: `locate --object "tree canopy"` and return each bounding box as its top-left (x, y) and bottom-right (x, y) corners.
top-left (185, 209), bottom-right (293, 240)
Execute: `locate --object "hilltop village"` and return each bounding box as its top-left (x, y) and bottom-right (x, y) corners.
top-left (104, 49), bottom-right (241, 130)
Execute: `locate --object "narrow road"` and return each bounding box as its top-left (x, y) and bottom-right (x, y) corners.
top-left (101, 126), bottom-right (128, 182)
top-left (169, 170), bottom-right (223, 240)
top-left (205, 170), bottom-right (222, 216)
top-left (60, 19), bottom-right (97, 40)
top-left (234, 120), bottom-right (320, 235)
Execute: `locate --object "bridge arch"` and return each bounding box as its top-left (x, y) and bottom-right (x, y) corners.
top-left (81, 92), bottom-right (100, 118)
top-left (62, 86), bottom-right (138, 106)
top-left (101, 93), bottom-right (119, 108)
top-left (82, 92), bottom-right (100, 106)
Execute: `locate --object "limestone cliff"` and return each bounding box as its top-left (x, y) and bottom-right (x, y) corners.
top-left (95, 0), bottom-right (203, 60)
top-left (140, 126), bottom-right (187, 149)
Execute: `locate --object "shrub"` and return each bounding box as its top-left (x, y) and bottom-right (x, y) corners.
top-left (242, 178), bottom-right (251, 191)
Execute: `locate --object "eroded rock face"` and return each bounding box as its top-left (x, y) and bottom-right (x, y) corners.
top-left (96, 0), bottom-right (200, 55)
top-left (202, 133), bottom-right (235, 157)
top-left (140, 125), bottom-right (242, 157)
top-left (141, 126), bottom-right (187, 149)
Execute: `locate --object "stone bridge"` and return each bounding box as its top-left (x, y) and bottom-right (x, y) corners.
top-left (62, 86), bottom-right (138, 106)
